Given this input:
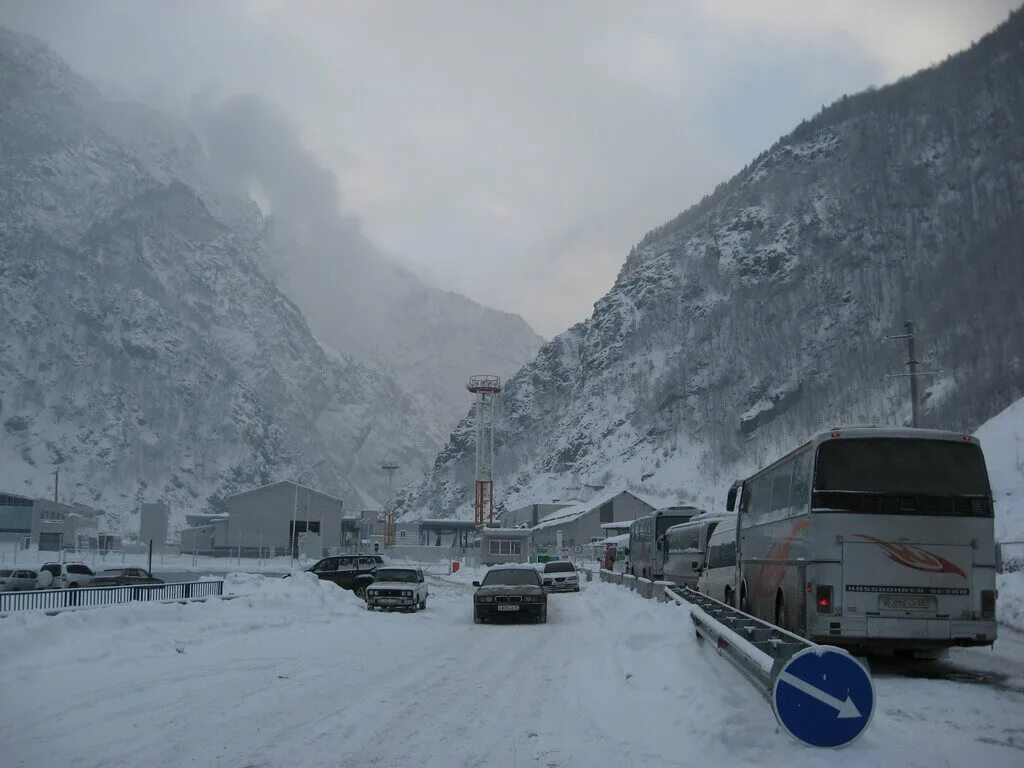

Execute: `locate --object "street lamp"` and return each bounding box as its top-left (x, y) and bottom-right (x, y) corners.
top-left (289, 459), bottom-right (326, 560)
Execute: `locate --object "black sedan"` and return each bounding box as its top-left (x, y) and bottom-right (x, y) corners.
top-left (90, 567), bottom-right (164, 586)
top-left (472, 565), bottom-right (547, 624)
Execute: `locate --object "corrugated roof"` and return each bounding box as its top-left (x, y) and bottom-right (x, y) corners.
top-left (532, 489), bottom-right (657, 532)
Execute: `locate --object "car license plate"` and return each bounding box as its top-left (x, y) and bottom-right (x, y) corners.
top-left (879, 595), bottom-right (935, 612)
top-left (497, 604), bottom-right (520, 612)
top-left (380, 598), bottom-right (401, 604)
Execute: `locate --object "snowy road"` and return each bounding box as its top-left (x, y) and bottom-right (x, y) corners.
top-left (2, 572), bottom-right (1023, 767)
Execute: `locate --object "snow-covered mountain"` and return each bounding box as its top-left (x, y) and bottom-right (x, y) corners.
top-left (401, 10), bottom-right (1024, 519)
top-left (0, 27), bottom-right (534, 533)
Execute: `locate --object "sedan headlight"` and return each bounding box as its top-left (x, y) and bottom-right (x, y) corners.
top-left (568, 575), bottom-right (578, 581)
top-left (402, 590), bottom-right (412, 597)
top-left (476, 595), bottom-right (494, 603)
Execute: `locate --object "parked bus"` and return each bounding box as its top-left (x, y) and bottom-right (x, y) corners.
top-left (629, 506), bottom-right (703, 580)
top-left (696, 516), bottom-right (737, 604)
top-left (727, 426), bottom-right (997, 655)
top-left (662, 515), bottom-right (729, 589)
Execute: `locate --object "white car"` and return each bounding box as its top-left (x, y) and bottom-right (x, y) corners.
top-left (0, 568), bottom-right (39, 591)
top-left (540, 561), bottom-right (580, 592)
top-left (37, 562), bottom-right (96, 589)
top-left (365, 567), bottom-right (428, 611)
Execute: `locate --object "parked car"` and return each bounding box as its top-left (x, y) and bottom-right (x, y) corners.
top-left (365, 567), bottom-right (428, 611)
top-left (695, 516), bottom-right (737, 606)
top-left (473, 565), bottom-right (547, 624)
top-left (89, 567), bottom-right (164, 586)
top-left (540, 560), bottom-right (580, 592)
top-left (0, 569), bottom-right (39, 591)
top-left (296, 555), bottom-right (380, 595)
top-left (37, 562), bottom-right (96, 589)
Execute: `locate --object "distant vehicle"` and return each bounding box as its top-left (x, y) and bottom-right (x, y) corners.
top-left (661, 515), bottom-right (729, 589)
top-left (0, 569), bottom-right (39, 591)
top-left (37, 562), bottom-right (96, 589)
top-left (629, 506), bottom-right (704, 580)
top-left (297, 555), bottom-right (380, 595)
top-left (696, 517), bottom-right (737, 605)
top-left (89, 567), bottom-right (164, 586)
top-left (729, 426), bottom-right (998, 655)
top-left (473, 565), bottom-right (547, 624)
top-left (541, 560), bottom-right (580, 592)
top-left (365, 567), bottom-right (428, 611)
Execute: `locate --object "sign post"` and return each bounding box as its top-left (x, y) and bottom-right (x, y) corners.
top-left (772, 646), bottom-right (875, 748)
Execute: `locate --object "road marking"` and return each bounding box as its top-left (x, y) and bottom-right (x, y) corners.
top-left (778, 671), bottom-right (862, 719)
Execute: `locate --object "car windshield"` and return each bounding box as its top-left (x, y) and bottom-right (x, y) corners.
top-left (374, 569), bottom-right (417, 583)
top-left (543, 562), bottom-right (574, 573)
top-left (481, 569), bottom-right (540, 587)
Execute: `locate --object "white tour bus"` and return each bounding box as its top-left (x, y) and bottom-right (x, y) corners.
top-left (696, 516), bottom-right (737, 604)
top-left (661, 515), bottom-right (729, 589)
top-left (629, 506), bottom-right (703, 580)
top-left (726, 426), bottom-right (997, 655)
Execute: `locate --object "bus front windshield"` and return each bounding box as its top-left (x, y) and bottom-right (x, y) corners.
top-left (815, 438), bottom-right (990, 498)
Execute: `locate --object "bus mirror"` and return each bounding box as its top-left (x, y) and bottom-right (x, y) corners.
top-left (726, 482), bottom-right (739, 512)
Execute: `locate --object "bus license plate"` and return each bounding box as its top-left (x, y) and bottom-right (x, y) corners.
top-left (880, 595), bottom-right (935, 612)
top-left (497, 604), bottom-right (520, 612)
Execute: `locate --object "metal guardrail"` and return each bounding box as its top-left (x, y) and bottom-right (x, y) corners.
top-left (0, 581), bottom-right (224, 614)
top-left (669, 586), bottom-right (814, 700)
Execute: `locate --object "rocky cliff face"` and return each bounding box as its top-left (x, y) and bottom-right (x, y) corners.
top-left (402, 11), bottom-right (1024, 519)
top-left (0, 28), bottom-right (527, 533)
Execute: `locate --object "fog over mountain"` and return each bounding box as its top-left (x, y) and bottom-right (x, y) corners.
top-left (0, 28), bottom-right (538, 532)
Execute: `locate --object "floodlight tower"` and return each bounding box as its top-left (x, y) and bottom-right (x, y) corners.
top-left (382, 457), bottom-right (400, 547)
top-left (466, 375), bottom-right (502, 526)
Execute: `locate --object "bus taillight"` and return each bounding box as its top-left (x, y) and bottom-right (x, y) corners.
top-left (981, 590), bottom-right (996, 619)
top-left (816, 585), bottom-right (833, 613)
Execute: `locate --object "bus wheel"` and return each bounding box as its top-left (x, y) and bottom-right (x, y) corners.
top-left (775, 593), bottom-right (789, 631)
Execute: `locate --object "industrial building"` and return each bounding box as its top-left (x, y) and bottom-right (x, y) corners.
top-left (0, 491), bottom-right (103, 550)
top-left (502, 502), bottom-right (578, 528)
top-left (179, 481), bottom-right (344, 557)
top-left (530, 489), bottom-right (656, 550)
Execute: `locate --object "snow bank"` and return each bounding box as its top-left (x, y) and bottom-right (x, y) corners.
top-left (975, 395), bottom-right (1024, 541)
top-left (997, 572), bottom-right (1024, 632)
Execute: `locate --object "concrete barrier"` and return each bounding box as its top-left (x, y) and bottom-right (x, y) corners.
top-left (622, 574), bottom-right (637, 591)
top-left (653, 580), bottom-right (675, 602)
top-left (636, 577), bottom-right (654, 599)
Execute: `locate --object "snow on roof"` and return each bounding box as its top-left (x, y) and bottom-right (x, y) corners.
top-left (225, 480), bottom-right (344, 505)
top-left (532, 488), bottom-right (656, 532)
top-left (479, 527), bottom-right (533, 537)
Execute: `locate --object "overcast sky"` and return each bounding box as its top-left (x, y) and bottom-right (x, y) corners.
top-left (1, 1), bottom-right (1017, 337)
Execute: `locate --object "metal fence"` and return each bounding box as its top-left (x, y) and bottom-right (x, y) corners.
top-left (0, 580), bottom-right (224, 614)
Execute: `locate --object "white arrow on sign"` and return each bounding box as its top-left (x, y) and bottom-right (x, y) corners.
top-left (778, 672), bottom-right (862, 719)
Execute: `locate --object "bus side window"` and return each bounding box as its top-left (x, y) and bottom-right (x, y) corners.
top-left (769, 460), bottom-right (793, 517)
top-left (790, 449), bottom-right (811, 513)
top-left (750, 474), bottom-right (772, 521)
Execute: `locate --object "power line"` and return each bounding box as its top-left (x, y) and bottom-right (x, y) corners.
top-left (882, 320), bottom-right (938, 428)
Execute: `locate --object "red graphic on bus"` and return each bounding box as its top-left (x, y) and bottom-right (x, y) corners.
top-left (853, 534), bottom-right (966, 579)
top-left (753, 520), bottom-right (810, 597)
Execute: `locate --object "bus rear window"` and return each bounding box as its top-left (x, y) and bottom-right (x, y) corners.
top-left (815, 439), bottom-right (991, 498)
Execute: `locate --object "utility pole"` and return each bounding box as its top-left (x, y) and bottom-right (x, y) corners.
top-left (883, 320), bottom-right (938, 428)
top-left (53, 468), bottom-right (59, 502)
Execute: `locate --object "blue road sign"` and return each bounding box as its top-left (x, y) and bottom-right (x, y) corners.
top-left (772, 645), bottom-right (875, 748)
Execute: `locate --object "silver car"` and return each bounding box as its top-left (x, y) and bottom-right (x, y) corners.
top-left (0, 568), bottom-right (39, 591)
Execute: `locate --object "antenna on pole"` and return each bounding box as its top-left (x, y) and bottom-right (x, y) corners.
top-left (466, 375), bottom-right (502, 526)
top-left (883, 320), bottom-right (938, 428)
top-left (381, 457), bottom-right (400, 547)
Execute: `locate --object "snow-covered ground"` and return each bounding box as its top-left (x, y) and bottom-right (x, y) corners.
top-left (2, 573), bottom-right (1023, 767)
top-left (976, 395), bottom-right (1024, 543)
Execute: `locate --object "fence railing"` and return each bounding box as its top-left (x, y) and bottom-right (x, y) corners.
top-left (0, 580), bottom-right (224, 614)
